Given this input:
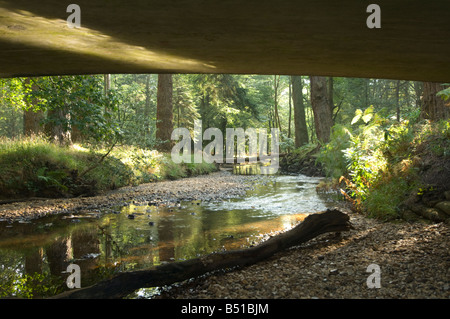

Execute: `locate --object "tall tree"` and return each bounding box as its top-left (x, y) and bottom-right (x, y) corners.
top-left (413, 81), bottom-right (423, 109)
top-left (328, 77), bottom-right (334, 113)
top-left (144, 74), bottom-right (152, 139)
top-left (46, 106), bottom-right (71, 145)
top-left (156, 74), bottom-right (174, 152)
top-left (421, 82), bottom-right (450, 121)
top-left (104, 74), bottom-right (111, 97)
top-left (173, 74), bottom-right (199, 129)
top-left (23, 78), bottom-right (44, 137)
top-left (310, 76), bottom-right (333, 144)
top-left (395, 80), bottom-right (401, 121)
top-left (273, 75), bottom-right (282, 130)
top-left (291, 76), bottom-right (308, 147)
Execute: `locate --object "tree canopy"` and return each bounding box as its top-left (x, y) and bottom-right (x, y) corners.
top-left (1, 75), bottom-right (448, 152)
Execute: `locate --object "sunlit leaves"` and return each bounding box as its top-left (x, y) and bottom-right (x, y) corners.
top-left (351, 105), bottom-right (374, 125)
top-left (436, 84), bottom-right (450, 100)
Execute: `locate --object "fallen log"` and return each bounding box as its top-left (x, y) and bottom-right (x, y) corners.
top-left (51, 208), bottom-right (352, 299)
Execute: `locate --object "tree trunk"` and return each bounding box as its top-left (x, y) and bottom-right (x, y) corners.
top-left (395, 80), bottom-right (401, 122)
top-left (328, 77), bottom-right (334, 114)
top-left (421, 82), bottom-right (450, 121)
top-left (288, 79), bottom-right (292, 139)
top-left (23, 109), bottom-right (44, 137)
top-left (273, 75), bottom-right (282, 130)
top-left (51, 209), bottom-right (352, 299)
top-left (291, 76), bottom-right (309, 147)
top-left (103, 74), bottom-right (110, 97)
top-left (413, 82), bottom-right (423, 109)
top-left (156, 74), bottom-right (174, 152)
top-left (310, 76), bottom-right (333, 144)
top-left (144, 74), bottom-right (152, 140)
top-left (45, 107), bottom-right (71, 145)
top-left (23, 78), bottom-right (44, 137)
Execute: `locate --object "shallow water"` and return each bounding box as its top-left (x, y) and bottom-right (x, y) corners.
top-left (0, 174), bottom-right (336, 298)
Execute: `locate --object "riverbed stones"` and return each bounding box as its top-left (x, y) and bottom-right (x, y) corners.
top-left (157, 210), bottom-right (450, 299)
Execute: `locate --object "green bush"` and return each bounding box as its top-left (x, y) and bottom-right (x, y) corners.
top-left (316, 124), bottom-right (352, 179)
top-left (318, 116), bottom-right (449, 220)
top-left (364, 175), bottom-right (414, 220)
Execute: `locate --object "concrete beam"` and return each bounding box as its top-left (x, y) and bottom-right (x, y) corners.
top-left (0, 0), bottom-right (449, 81)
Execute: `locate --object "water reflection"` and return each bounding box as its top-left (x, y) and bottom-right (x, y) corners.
top-left (0, 174), bottom-right (335, 298)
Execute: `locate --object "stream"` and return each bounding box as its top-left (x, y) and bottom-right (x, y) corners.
top-left (0, 173), bottom-right (337, 298)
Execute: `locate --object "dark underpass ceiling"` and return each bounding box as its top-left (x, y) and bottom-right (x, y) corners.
top-left (0, 0), bottom-right (449, 81)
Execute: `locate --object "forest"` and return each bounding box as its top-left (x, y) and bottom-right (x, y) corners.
top-left (0, 74), bottom-right (448, 222)
top-left (0, 73), bottom-right (449, 299)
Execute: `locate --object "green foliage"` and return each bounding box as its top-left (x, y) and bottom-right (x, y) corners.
top-left (194, 74), bottom-right (261, 132)
top-left (36, 167), bottom-right (69, 193)
top-left (0, 73), bottom-right (443, 220)
top-left (110, 74), bottom-right (158, 148)
top-left (278, 132), bottom-right (294, 153)
top-left (0, 79), bottom-right (27, 137)
top-left (316, 124), bottom-right (352, 179)
top-left (364, 176), bottom-right (412, 221)
top-left (419, 120), bottom-right (450, 157)
top-left (343, 121), bottom-right (386, 202)
top-left (0, 137), bottom-right (217, 199)
top-left (0, 270), bottom-right (63, 299)
top-left (351, 105), bottom-right (374, 125)
top-left (320, 111), bottom-right (449, 220)
top-left (436, 84), bottom-right (450, 100)
top-left (0, 136), bottom-right (81, 197)
top-left (160, 154), bottom-right (217, 180)
top-left (318, 106), bottom-right (408, 219)
top-left (29, 75), bottom-right (122, 144)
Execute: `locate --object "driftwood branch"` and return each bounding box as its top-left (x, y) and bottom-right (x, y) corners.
top-left (51, 208), bottom-right (352, 299)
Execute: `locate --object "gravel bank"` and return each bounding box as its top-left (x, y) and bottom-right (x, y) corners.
top-left (0, 170), bottom-right (260, 222)
top-left (157, 209), bottom-right (450, 299)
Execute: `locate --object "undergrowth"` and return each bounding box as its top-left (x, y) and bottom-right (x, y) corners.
top-left (317, 106), bottom-right (450, 221)
top-left (0, 136), bottom-right (217, 199)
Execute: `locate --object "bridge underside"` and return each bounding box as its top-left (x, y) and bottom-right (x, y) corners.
top-left (0, 0), bottom-right (449, 81)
